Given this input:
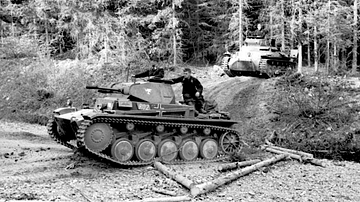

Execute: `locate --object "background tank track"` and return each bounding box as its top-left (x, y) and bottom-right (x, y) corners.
top-left (47, 118), bottom-right (77, 150)
top-left (76, 117), bottom-right (242, 167)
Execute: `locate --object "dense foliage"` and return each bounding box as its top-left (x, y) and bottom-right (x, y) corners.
top-left (269, 74), bottom-right (360, 161)
top-left (1, 0), bottom-right (357, 67)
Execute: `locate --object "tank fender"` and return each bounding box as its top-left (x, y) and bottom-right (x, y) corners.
top-left (53, 107), bottom-right (77, 115)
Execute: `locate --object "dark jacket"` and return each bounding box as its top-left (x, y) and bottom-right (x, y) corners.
top-left (171, 76), bottom-right (203, 97)
top-left (134, 68), bottom-right (164, 79)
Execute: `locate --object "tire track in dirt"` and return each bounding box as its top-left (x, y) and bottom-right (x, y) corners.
top-left (0, 169), bottom-right (95, 184)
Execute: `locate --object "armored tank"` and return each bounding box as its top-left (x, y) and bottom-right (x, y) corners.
top-left (222, 36), bottom-right (298, 78)
top-left (47, 80), bottom-right (243, 166)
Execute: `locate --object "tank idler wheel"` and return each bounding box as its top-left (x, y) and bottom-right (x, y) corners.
top-left (199, 139), bottom-right (218, 160)
top-left (135, 139), bottom-right (156, 162)
top-left (111, 138), bottom-right (134, 162)
top-left (219, 132), bottom-right (243, 154)
top-left (156, 125), bottom-right (165, 133)
top-left (84, 123), bottom-right (113, 152)
top-left (126, 123), bottom-right (135, 131)
top-left (180, 126), bottom-right (188, 134)
top-left (179, 139), bottom-right (199, 161)
top-left (158, 139), bottom-right (178, 162)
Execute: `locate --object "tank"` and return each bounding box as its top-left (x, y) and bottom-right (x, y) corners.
top-left (47, 80), bottom-right (243, 166)
top-left (222, 36), bottom-right (298, 78)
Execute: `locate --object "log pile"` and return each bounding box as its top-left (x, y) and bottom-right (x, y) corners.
top-left (262, 144), bottom-right (325, 167)
top-left (129, 144), bottom-right (324, 201)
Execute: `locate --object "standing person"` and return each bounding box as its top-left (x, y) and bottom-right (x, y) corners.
top-left (169, 68), bottom-right (205, 113)
top-left (253, 23), bottom-right (266, 38)
top-left (132, 64), bottom-right (164, 81)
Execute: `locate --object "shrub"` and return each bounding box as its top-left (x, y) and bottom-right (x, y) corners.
top-left (268, 73), bottom-right (360, 160)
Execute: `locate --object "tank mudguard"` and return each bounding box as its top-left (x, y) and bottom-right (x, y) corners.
top-left (53, 107), bottom-right (77, 115)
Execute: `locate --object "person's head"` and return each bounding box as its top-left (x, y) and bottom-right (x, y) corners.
top-left (183, 68), bottom-right (192, 79)
top-left (257, 24), bottom-right (262, 30)
top-left (151, 64), bottom-right (156, 69)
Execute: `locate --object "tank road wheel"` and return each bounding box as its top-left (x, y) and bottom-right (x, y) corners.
top-left (219, 132), bottom-right (243, 154)
top-left (111, 138), bottom-right (134, 162)
top-left (158, 139), bottom-right (178, 162)
top-left (179, 139), bottom-right (199, 161)
top-left (84, 123), bottom-right (113, 152)
top-left (135, 139), bottom-right (156, 162)
top-left (199, 139), bottom-right (218, 160)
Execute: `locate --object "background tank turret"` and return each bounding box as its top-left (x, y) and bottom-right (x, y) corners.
top-left (47, 80), bottom-right (243, 166)
top-left (222, 36), bottom-right (298, 78)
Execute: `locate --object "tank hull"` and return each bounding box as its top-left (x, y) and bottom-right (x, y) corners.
top-left (48, 81), bottom-right (243, 167)
top-left (222, 37), bottom-right (297, 78)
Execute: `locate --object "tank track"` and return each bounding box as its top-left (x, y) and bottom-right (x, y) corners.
top-left (47, 118), bottom-right (77, 150)
top-left (260, 58), bottom-right (295, 78)
top-left (76, 117), bottom-right (242, 167)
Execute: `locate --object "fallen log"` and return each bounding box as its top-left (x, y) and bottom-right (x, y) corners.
top-left (265, 147), bottom-right (302, 162)
top-left (265, 147), bottom-right (325, 167)
top-left (190, 154), bottom-right (287, 197)
top-left (154, 161), bottom-right (195, 190)
top-left (217, 159), bottom-right (261, 172)
top-left (151, 187), bottom-right (177, 196)
top-left (267, 145), bottom-right (313, 158)
top-left (128, 195), bottom-right (191, 202)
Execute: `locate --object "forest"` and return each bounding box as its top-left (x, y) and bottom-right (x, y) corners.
top-left (0, 0), bottom-right (359, 72)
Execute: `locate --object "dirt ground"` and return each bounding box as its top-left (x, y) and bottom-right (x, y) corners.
top-left (1, 66), bottom-right (360, 202)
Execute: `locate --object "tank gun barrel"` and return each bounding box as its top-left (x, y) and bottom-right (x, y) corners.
top-left (86, 85), bottom-right (127, 94)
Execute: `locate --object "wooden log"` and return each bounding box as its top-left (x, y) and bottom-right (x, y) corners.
top-left (154, 161), bottom-right (195, 190)
top-left (190, 154), bottom-right (287, 197)
top-left (151, 187), bottom-right (177, 196)
top-left (265, 147), bottom-right (325, 167)
top-left (308, 158), bottom-right (325, 168)
top-left (267, 145), bottom-right (313, 158)
top-left (128, 195), bottom-right (191, 202)
top-left (217, 159), bottom-right (261, 172)
top-left (265, 147), bottom-right (303, 162)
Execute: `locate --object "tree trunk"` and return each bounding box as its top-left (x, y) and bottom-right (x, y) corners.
top-left (281, 0), bottom-right (285, 51)
top-left (314, 26), bottom-right (318, 72)
top-left (307, 30), bottom-right (311, 67)
top-left (45, 20), bottom-right (50, 59)
top-left (172, 1), bottom-right (177, 66)
top-left (352, 0), bottom-right (358, 74)
top-left (239, 0), bottom-right (242, 51)
top-left (290, 0), bottom-right (295, 49)
top-left (217, 159), bottom-right (261, 172)
top-left (297, 43), bottom-right (302, 73)
top-left (190, 154), bottom-right (287, 197)
top-left (326, 0), bottom-right (331, 73)
top-left (333, 42), bottom-right (338, 72)
top-left (154, 161), bottom-right (195, 190)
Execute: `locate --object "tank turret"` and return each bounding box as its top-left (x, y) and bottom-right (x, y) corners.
top-left (87, 81), bottom-right (176, 104)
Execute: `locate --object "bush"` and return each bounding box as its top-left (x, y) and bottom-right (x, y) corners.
top-left (0, 36), bottom-right (38, 59)
top-left (268, 73), bottom-right (360, 160)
